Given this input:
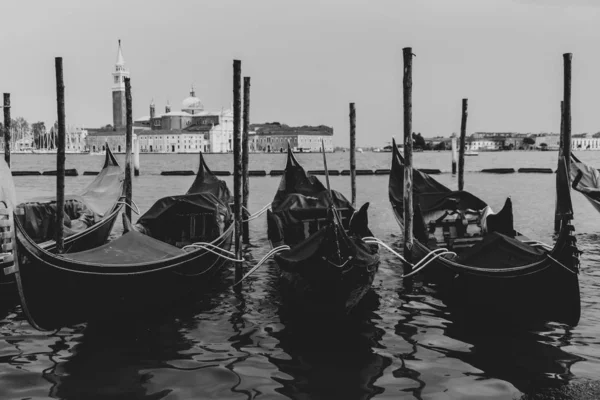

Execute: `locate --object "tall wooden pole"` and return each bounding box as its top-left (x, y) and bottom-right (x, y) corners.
top-left (233, 60), bottom-right (243, 282)
top-left (402, 47), bottom-right (414, 269)
top-left (563, 54), bottom-right (572, 175)
top-left (3, 94), bottom-right (10, 167)
top-left (55, 58), bottom-right (66, 254)
top-left (349, 103), bottom-right (356, 208)
top-left (555, 100), bottom-right (565, 233)
top-left (451, 134), bottom-right (457, 175)
top-left (124, 77), bottom-right (133, 222)
top-left (133, 135), bottom-right (140, 176)
top-left (458, 99), bottom-right (468, 191)
top-left (242, 76), bottom-right (250, 244)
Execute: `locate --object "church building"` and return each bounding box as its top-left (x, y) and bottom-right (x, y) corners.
top-left (86, 41), bottom-right (234, 154)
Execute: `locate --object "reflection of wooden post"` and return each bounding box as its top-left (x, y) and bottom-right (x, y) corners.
top-left (125, 77), bottom-right (133, 222)
top-left (133, 135), bottom-right (140, 176)
top-left (233, 60), bottom-right (243, 282)
top-left (349, 103), bottom-right (356, 208)
top-left (242, 76), bottom-right (250, 244)
top-left (402, 47), bottom-right (413, 270)
top-left (55, 58), bottom-right (66, 254)
top-left (451, 134), bottom-right (457, 175)
top-left (458, 99), bottom-right (468, 191)
top-left (3, 94), bottom-right (10, 167)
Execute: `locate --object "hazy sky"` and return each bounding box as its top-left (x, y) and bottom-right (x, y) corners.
top-left (2, 0), bottom-right (599, 146)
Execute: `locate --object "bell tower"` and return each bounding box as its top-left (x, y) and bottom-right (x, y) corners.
top-left (112, 39), bottom-right (129, 130)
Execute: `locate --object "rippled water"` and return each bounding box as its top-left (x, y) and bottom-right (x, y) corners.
top-left (1, 150), bottom-right (600, 399)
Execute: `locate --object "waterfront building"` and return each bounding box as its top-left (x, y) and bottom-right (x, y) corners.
top-left (249, 123), bottom-right (334, 152)
top-left (86, 41), bottom-right (234, 153)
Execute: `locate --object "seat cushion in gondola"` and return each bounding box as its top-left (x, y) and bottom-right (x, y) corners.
top-left (457, 231), bottom-right (545, 269)
top-left (65, 231), bottom-right (185, 265)
top-left (17, 198), bottom-right (99, 243)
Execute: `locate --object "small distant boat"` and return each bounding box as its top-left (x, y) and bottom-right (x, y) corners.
top-left (357, 148), bottom-right (363, 153)
top-left (464, 150), bottom-right (479, 156)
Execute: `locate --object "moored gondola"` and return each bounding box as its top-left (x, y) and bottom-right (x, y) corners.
top-left (1, 146), bottom-right (124, 292)
top-left (9, 152), bottom-right (233, 330)
top-left (267, 147), bottom-right (380, 314)
top-left (388, 138), bottom-right (580, 325)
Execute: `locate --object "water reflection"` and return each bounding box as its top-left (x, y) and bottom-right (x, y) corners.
top-left (396, 283), bottom-right (585, 398)
top-left (43, 272), bottom-right (232, 400)
top-left (270, 290), bottom-right (391, 400)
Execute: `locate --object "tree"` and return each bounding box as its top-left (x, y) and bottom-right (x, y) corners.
top-left (523, 137), bottom-right (535, 145)
top-left (412, 132), bottom-right (426, 149)
top-left (433, 141), bottom-right (447, 151)
top-left (31, 121), bottom-right (46, 149)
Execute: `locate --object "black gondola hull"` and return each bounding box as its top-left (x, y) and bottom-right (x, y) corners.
top-left (273, 240), bottom-right (379, 315)
top-left (14, 226), bottom-right (233, 330)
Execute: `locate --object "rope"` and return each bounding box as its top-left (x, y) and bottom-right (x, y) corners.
top-left (242, 203), bottom-right (271, 222)
top-left (116, 200), bottom-right (140, 215)
top-left (363, 237), bottom-right (457, 278)
top-left (232, 245), bottom-right (290, 286)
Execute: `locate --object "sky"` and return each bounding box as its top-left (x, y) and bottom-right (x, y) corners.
top-left (1, 0), bottom-right (600, 147)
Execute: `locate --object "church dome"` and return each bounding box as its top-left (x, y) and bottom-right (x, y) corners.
top-left (181, 85), bottom-right (204, 112)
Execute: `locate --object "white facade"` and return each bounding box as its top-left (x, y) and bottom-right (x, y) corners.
top-left (572, 137), bottom-right (600, 150)
top-left (137, 132), bottom-right (209, 153)
top-left (467, 140), bottom-right (501, 151)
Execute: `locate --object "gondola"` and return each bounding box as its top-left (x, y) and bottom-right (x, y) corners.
top-left (9, 152), bottom-right (233, 330)
top-left (1, 146), bottom-right (124, 291)
top-left (266, 147), bottom-right (380, 314)
top-left (388, 138), bottom-right (580, 325)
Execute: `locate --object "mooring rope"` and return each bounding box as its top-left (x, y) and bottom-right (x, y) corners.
top-left (363, 237), bottom-right (457, 278)
top-left (232, 245), bottom-right (291, 286)
top-left (242, 203), bottom-right (271, 222)
top-left (116, 200), bottom-right (140, 215)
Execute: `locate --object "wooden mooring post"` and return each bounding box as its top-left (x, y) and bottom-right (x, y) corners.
top-left (458, 99), bottom-right (468, 191)
top-left (233, 60), bottom-right (243, 282)
top-left (555, 54), bottom-right (572, 231)
top-left (555, 100), bottom-right (565, 233)
top-left (133, 135), bottom-right (140, 177)
top-left (451, 133), bottom-right (457, 175)
top-left (242, 76), bottom-right (250, 244)
top-left (55, 58), bottom-right (66, 254)
top-left (349, 103), bottom-right (357, 208)
top-left (562, 55), bottom-right (572, 175)
top-left (125, 77), bottom-right (133, 221)
top-left (3, 94), bottom-right (10, 167)
top-left (402, 47), bottom-right (414, 270)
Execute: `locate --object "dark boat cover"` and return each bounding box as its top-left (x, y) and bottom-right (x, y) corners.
top-left (272, 147), bottom-right (329, 211)
top-left (134, 193), bottom-right (230, 247)
top-left (457, 231), bottom-right (545, 268)
top-left (273, 205), bottom-right (376, 272)
top-left (389, 138), bottom-right (488, 216)
top-left (17, 148), bottom-right (123, 243)
top-left (64, 230), bottom-right (185, 265)
top-left (186, 152), bottom-right (231, 202)
top-left (134, 152), bottom-right (232, 247)
top-left (268, 147), bottom-right (356, 245)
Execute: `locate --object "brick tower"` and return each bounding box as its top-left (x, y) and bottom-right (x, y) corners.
top-left (112, 40), bottom-right (129, 130)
